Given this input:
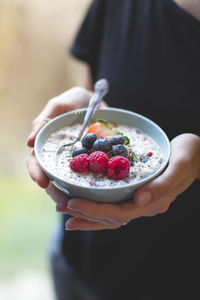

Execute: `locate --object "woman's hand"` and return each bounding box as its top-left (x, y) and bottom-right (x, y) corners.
top-left (26, 87), bottom-right (95, 187)
top-left (27, 87), bottom-right (93, 148)
top-left (53, 133), bottom-right (200, 231)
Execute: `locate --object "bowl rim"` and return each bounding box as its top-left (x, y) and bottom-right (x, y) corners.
top-left (34, 107), bottom-right (171, 191)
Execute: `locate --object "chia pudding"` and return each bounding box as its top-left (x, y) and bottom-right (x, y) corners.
top-left (42, 121), bottom-right (163, 187)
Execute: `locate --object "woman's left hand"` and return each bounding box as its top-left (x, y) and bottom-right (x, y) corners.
top-left (51, 133), bottom-right (200, 231)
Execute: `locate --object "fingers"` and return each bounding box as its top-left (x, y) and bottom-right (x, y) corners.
top-left (65, 198), bottom-right (144, 223)
top-left (46, 184), bottom-right (121, 228)
top-left (26, 151), bottom-right (49, 188)
top-left (26, 87), bottom-right (92, 148)
top-left (52, 189), bottom-right (117, 225)
top-left (57, 201), bottom-right (117, 225)
top-left (61, 195), bottom-right (172, 231)
top-left (65, 217), bottom-right (121, 231)
top-left (46, 183), bottom-right (70, 204)
top-left (66, 198), bottom-right (128, 221)
top-left (46, 184), bottom-right (118, 229)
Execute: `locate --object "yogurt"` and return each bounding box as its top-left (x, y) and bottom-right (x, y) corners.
top-left (42, 123), bottom-right (163, 187)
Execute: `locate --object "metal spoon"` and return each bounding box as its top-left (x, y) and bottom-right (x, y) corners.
top-left (55, 78), bottom-right (109, 161)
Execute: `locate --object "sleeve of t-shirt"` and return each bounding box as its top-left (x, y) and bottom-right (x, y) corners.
top-left (70, 0), bottom-right (106, 65)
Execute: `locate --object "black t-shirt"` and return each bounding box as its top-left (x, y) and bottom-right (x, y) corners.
top-left (71, 0), bottom-right (200, 139)
top-left (61, 1), bottom-right (200, 299)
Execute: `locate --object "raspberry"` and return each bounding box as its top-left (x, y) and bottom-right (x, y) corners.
top-left (89, 151), bottom-right (109, 173)
top-left (107, 156), bottom-right (130, 180)
top-left (69, 154), bottom-right (89, 173)
top-left (147, 152), bottom-right (153, 157)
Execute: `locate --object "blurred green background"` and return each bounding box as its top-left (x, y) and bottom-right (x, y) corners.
top-left (0, 0), bottom-right (90, 299)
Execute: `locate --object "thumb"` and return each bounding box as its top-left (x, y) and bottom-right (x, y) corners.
top-left (134, 142), bottom-right (187, 206)
top-left (26, 87), bottom-right (93, 148)
top-left (134, 134), bottom-right (199, 207)
top-left (26, 117), bottom-right (51, 148)
top-left (134, 171), bottom-right (173, 207)
top-left (26, 95), bottom-right (65, 148)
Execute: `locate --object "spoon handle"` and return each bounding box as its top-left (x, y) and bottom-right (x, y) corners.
top-left (76, 81), bottom-right (108, 140)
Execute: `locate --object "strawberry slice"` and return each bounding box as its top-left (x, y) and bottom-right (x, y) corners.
top-left (87, 121), bottom-right (116, 138)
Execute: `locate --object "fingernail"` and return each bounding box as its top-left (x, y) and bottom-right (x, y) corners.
top-left (136, 191), bottom-right (152, 206)
top-left (66, 200), bottom-right (72, 208)
top-left (65, 224), bottom-right (73, 231)
top-left (65, 221), bottom-right (76, 231)
top-left (66, 200), bottom-right (78, 210)
top-left (56, 201), bottom-right (67, 212)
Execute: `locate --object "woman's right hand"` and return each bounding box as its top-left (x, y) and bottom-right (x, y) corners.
top-left (27, 87), bottom-right (93, 148)
top-left (26, 86), bottom-right (94, 188)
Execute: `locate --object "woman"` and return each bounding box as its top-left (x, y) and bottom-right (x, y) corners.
top-left (27, 1), bottom-right (200, 299)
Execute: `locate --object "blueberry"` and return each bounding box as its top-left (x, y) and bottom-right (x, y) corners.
top-left (140, 156), bottom-right (149, 163)
top-left (93, 138), bottom-right (112, 152)
top-left (72, 147), bottom-right (90, 157)
top-left (112, 144), bottom-right (128, 157)
top-left (110, 135), bottom-right (125, 145)
top-left (82, 133), bottom-right (97, 149)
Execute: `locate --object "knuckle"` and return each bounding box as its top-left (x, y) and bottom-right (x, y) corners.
top-left (49, 97), bottom-right (63, 109)
top-left (49, 96), bottom-right (59, 104)
top-left (71, 86), bottom-right (85, 94)
top-left (158, 202), bottom-right (170, 214)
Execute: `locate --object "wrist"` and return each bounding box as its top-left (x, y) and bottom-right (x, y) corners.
top-left (195, 135), bottom-right (200, 180)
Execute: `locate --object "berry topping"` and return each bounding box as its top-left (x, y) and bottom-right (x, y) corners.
top-left (110, 135), bottom-right (125, 145)
top-left (147, 152), bottom-right (153, 157)
top-left (140, 156), bottom-right (149, 163)
top-left (93, 138), bottom-right (112, 153)
top-left (112, 144), bottom-right (128, 157)
top-left (87, 121), bottom-right (115, 138)
top-left (107, 156), bottom-right (130, 180)
top-left (82, 133), bottom-right (97, 149)
top-left (72, 147), bottom-right (90, 157)
top-left (70, 154), bottom-right (89, 173)
top-left (89, 151), bottom-right (109, 173)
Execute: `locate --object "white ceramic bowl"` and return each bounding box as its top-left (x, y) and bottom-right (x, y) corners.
top-left (34, 107), bottom-right (170, 203)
